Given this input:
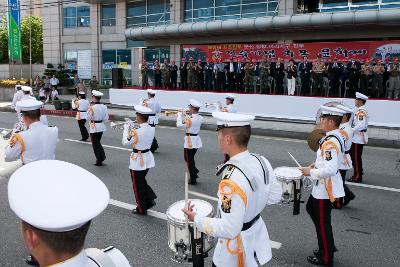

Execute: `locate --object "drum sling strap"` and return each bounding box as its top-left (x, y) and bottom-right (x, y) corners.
top-left (215, 153), bottom-right (269, 267)
top-left (86, 247), bottom-right (116, 267)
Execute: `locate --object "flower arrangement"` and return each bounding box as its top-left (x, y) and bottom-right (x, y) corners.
top-left (0, 79), bottom-right (28, 88)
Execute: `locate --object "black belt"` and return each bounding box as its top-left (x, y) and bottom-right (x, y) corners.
top-left (148, 114), bottom-right (156, 116)
top-left (93, 120), bottom-right (103, 123)
top-left (149, 124), bottom-right (156, 127)
top-left (185, 133), bottom-right (198, 136)
top-left (133, 148), bottom-right (150, 153)
top-left (345, 151), bottom-right (350, 154)
top-left (78, 110), bottom-right (86, 112)
top-left (360, 129), bottom-right (367, 132)
top-left (242, 213), bottom-right (260, 231)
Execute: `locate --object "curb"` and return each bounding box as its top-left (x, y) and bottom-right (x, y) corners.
top-left (1, 106), bottom-right (398, 149)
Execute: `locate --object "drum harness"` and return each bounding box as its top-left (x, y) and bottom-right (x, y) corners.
top-left (215, 153), bottom-right (269, 267)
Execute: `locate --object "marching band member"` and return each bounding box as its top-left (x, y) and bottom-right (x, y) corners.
top-left (122, 105), bottom-right (157, 215)
top-left (11, 84), bottom-right (23, 111)
top-left (177, 99), bottom-right (203, 185)
top-left (8, 160), bottom-right (132, 267)
top-left (183, 112), bottom-right (282, 267)
top-left (301, 106), bottom-right (346, 267)
top-left (5, 99), bottom-right (58, 165)
top-left (87, 90), bottom-right (109, 166)
top-left (348, 92), bottom-right (369, 183)
top-left (220, 94), bottom-right (237, 113)
top-left (143, 89), bottom-right (161, 152)
top-left (336, 104), bottom-right (356, 206)
top-left (75, 92), bottom-right (90, 141)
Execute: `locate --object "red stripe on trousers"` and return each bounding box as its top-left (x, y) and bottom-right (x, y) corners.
top-left (354, 144), bottom-right (360, 181)
top-left (130, 170), bottom-right (144, 213)
top-left (319, 200), bottom-right (329, 265)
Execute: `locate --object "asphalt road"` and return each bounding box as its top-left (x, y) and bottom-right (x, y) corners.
top-left (1, 112), bottom-right (400, 267)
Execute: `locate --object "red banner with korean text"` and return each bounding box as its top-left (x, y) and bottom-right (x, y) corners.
top-left (182, 41), bottom-right (400, 62)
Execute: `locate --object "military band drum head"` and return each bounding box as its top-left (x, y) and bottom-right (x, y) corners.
top-left (8, 160), bottom-right (110, 232)
top-left (274, 167), bottom-right (303, 182)
top-left (166, 199), bottom-right (213, 225)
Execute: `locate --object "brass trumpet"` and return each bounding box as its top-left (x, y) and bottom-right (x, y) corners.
top-left (110, 118), bottom-right (139, 130)
top-left (164, 109), bottom-right (186, 116)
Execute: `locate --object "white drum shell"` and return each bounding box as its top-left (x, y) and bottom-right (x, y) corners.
top-left (166, 199), bottom-right (215, 258)
top-left (274, 167), bottom-right (303, 203)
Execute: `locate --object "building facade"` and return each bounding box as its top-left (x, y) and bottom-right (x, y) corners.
top-left (41, 0), bottom-right (400, 85)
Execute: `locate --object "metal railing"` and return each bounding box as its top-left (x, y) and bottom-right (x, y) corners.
top-left (126, 11), bottom-right (171, 28)
top-left (319, 0), bottom-right (400, 12)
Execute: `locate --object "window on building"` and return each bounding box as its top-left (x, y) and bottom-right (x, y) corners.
top-left (63, 6), bottom-right (91, 29)
top-left (102, 49), bottom-right (132, 85)
top-left (101, 4), bottom-right (116, 26)
top-left (127, 0), bottom-right (170, 28)
top-left (184, 0), bottom-right (278, 22)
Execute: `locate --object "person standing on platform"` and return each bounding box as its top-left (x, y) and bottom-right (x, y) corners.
top-left (214, 58), bottom-right (225, 92)
top-left (336, 104), bottom-right (356, 206)
top-left (383, 58), bottom-right (390, 97)
top-left (274, 58), bottom-right (285, 94)
top-left (144, 89), bottom-right (162, 152)
top-left (236, 58), bottom-right (245, 92)
top-left (301, 106), bottom-right (346, 267)
top-left (387, 57), bottom-right (400, 99)
top-left (226, 57), bottom-right (236, 92)
top-left (122, 105), bottom-right (157, 215)
top-left (50, 75), bottom-right (59, 91)
top-left (170, 59), bottom-right (178, 89)
top-left (89, 75), bottom-right (99, 92)
top-left (360, 59), bottom-right (373, 95)
top-left (182, 111), bottom-right (282, 267)
top-left (153, 60), bottom-right (162, 89)
top-left (299, 57), bottom-right (313, 96)
top-left (244, 59), bottom-right (254, 92)
top-left (372, 59), bottom-right (384, 98)
top-left (312, 55), bottom-right (325, 96)
top-left (187, 57), bottom-right (196, 90)
top-left (327, 57), bottom-right (342, 97)
top-left (286, 59), bottom-right (297, 96)
top-left (348, 92), bottom-right (369, 183)
top-left (75, 92), bottom-right (90, 141)
top-left (141, 59), bottom-right (149, 89)
top-left (195, 59), bottom-right (204, 90)
top-left (179, 58), bottom-right (188, 90)
top-left (347, 55), bottom-right (361, 97)
top-left (177, 99), bottom-right (203, 185)
top-left (260, 56), bottom-right (270, 94)
top-left (8, 160), bottom-right (132, 267)
top-left (204, 58), bottom-right (214, 91)
top-left (161, 58), bottom-right (170, 89)
top-left (87, 90), bottom-right (109, 166)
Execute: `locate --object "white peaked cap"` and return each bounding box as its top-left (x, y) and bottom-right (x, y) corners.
top-left (8, 160), bottom-right (110, 232)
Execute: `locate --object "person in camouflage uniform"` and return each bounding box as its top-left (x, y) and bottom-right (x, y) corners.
top-left (195, 59), bottom-right (203, 90)
top-left (187, 57), bottom-right (196, 90)
top-left (161, 58), bottom-right (171, 89)
top-left (244, 59), bottom-right (254, 92)
top-left (141, 59), bottom-right (149, 89)
top-left (259, 56), bottom-right (270, 94)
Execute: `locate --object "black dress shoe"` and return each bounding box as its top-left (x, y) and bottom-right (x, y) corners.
top-left (347, 178), bottom-right (361, 183)
top-left (132, 208), bottom-right (147, 215)
top-left (313, 246), bottom-right (338, 257)
top-left (307, 255), bottom-right (331, 266)
top-left (80, 138), bottom-right (88, 142)
top-left (188, 180), bottom-right (197, 185)
top-left (147, 200), bottom-right (156, 210)
top-left (25, 255), bottom-right (39, 266)
top-left (343, 194), bottom-right (355, 207)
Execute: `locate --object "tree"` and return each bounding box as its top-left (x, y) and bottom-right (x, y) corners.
top-left (21, 16), bottom-right (43, 64)
top-left (0, 16), bottom-right (44, 64)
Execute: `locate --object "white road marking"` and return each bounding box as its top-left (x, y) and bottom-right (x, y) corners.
top-left (64, 138), bottom-right (400, 194)
top-left (346, 182), bottom-right (400, 193)
top-left (109, 198), bottom-right (282, 249)
top-left (64, 139), bottom-right (131, 152)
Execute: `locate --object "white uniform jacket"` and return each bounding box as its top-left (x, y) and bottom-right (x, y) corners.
top-left (146, 98), bottom-right (161, 125)
top-left (122, 122), bottom-right (155, 171)
top-left (223, 104), bottom-right (237, 113)
top-left (176, 113), bottom-right (203, 149)
top-left (339, 122), bottom-right (353, 170)
top-left (48, 248), bottom-right (132, 267)
top-left (310, 129), bottom-right (345, 200)
top-left (352, 106), bottom-right (369, 144)
top-left (194, 151), bottom-right (282, 267)
top-left (11, 90), bottom-right (24, 110)
top-left (87, 103), bottom-right (109, 133)
top-left (76, 99), bottom-right (90, 120)
top-left (5, 121), bottom-right (58, 164)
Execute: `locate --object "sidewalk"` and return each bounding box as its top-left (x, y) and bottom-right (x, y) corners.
top-left (1, 98), bottom-right (399, 149)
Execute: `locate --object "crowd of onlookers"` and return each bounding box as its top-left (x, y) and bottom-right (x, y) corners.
top-left (140, 55), bottom-right (400, 99)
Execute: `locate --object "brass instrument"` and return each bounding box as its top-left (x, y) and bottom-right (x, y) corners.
top-left (1, 122), bottom-right (26, 140)
top-left (110, 118), bottom-right (139, 130)
top-left (71, 98), bottom-right (79, 110)
top-left (164, 109), bottom-right (186, 116)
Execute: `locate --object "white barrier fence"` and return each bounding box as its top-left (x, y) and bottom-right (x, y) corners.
top-left (110, 88), bottom-right (400, 128)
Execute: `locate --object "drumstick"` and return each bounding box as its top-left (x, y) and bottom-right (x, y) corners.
top-left (288, 152), bottom-right (303, 168)
top-left (184, 171), bottom-right (189, 208)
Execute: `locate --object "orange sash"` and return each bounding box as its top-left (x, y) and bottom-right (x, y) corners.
top-left (185, 118), bottom-right (193, 149)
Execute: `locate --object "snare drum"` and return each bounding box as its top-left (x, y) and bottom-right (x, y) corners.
top-left (274, 167), bottom-right (303, 204)
top-left (166, 199), bottom-right (215, 262)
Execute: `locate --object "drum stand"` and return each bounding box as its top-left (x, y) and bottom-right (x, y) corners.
top-left (189, 226), bottom-right (205, 267)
